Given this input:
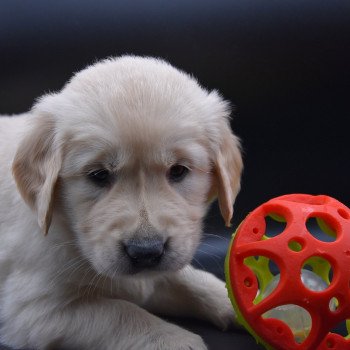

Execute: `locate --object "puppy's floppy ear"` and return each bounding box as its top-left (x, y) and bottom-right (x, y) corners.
top-left (12, 114), bottom-right (61, 235)
top-left (206, 94), bottom-right (243, 227)
top-left (213, 122), bottom-right (243, 227)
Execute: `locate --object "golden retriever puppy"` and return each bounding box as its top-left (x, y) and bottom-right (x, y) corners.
top-left (0, 56), bottom-right (242, 350)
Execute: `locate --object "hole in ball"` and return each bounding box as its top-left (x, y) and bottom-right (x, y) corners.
top-left (288, 239), bottom-right (304, 252)
top-left (306, 216), bottom-right (337, 242)
top-left (264, 213), bottom-right (287, 238)
top-left (263, 304), bottom-right (311, 343)
top-left (338, 208), bottom-right (350, 220)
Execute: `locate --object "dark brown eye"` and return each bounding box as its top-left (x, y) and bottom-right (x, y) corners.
top-left (88, 169), bottom-right (112, 187)
top-left (167, 164), bottom-right (189, 183)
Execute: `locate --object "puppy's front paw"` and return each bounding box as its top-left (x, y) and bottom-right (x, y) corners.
top-left (204, 283), bottom-right (237, 331)
top-left (193, 272), bottom-right (238, 330)
top-left (148, 323), bottom-right (207, 350)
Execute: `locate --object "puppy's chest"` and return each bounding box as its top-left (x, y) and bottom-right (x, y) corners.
top-left (107, 278), bottom-right (156, 305)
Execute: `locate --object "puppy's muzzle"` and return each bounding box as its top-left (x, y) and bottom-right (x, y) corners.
top-left (124, 237), bottom-right (165, 268)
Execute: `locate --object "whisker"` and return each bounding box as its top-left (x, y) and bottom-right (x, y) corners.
top-left (78, 265), bottom-right (95, 300)
top-left (202, 233), bottom-right (230, 242)
top-left (85, 272), bottom-right (103, 299)
top-left (65, 260), bottom-right (88, 284)
top-left (110, 267), bottom-right (118, 297)
top-left (191, 256), bottom-right (206, 272)
top-left (48, 256), bottom-right (84, 288)
top-left (196, 248), bottom-right (222, 261)
top-left (187, 259), bottom-right (210, 284)
top-left (199, 242), bottom-right (227, 252)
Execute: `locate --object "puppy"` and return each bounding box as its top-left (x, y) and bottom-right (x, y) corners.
top-left (0, 56), bottom-right (242, 350)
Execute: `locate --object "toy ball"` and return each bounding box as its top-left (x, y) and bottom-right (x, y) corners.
top-left (225, 194), bottom-right (350, 350)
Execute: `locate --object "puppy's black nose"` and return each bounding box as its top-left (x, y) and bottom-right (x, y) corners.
top-left (124, 237), bottom-right (164, 268)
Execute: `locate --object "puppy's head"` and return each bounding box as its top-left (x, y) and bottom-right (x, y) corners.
top-left (13, 56), bottom-right (242, 276)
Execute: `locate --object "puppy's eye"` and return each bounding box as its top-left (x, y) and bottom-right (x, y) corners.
top-left (88, 169), bottom-right (112, 187)
top-left (167, 164), bottom-right (189, 183)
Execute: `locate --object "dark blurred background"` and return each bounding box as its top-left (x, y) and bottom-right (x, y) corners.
top-left (0, 1), bottom-right (349, 348)
top-left (1, 0), bottom-right (349, 228)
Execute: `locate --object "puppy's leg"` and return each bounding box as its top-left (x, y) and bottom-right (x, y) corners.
top-left (146, 265), bottom-right (237, 330)
top-left (1, 298), bottom-right (207, 350)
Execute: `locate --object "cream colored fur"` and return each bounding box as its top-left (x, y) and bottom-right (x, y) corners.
top-left (0, 56), bottom-right (242, 350)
